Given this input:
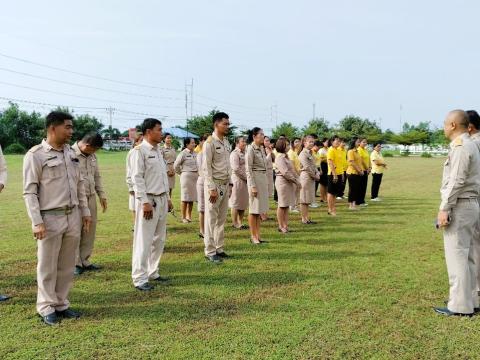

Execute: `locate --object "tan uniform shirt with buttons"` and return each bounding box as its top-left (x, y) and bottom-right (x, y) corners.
top-left (23, 140), bottom-right (90, 226)
top-left (162, 145), bottom-right (177, 190)
top-left (203, 133), bottom-right (232, 189)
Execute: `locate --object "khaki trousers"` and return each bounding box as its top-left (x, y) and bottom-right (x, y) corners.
top-left (444, 199), bottom-right (479, 314)
top-left (132, 194), bottom-right (168, 287)
top-left (37, 207), bottom-right (81, 316)
top-left (204, 184), bottom-right (229, 257)
top-left (76, 195), bottom-right (97, 267)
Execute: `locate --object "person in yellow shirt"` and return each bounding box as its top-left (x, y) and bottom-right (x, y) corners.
top-left (311, 140), bottom-right (323, 208)
top-left (370, 143), bottom-right (387, 201)
top-left (287, 137), bottom-right (301, 212)
top-left (346, 138), bottom-right (364, 210)
top-left (337, 139), bottom-right (348, 200)
top-left (326, 135), bottom-right (342, 216)
top-left (357, 138), bottom-right (371, 206)
top-left (194, 134), bottom-right (208, 153)
top-left (318, 138), bottom-right (329, 203)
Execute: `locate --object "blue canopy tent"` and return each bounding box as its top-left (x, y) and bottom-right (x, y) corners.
top-left (163, 127), bottom-right (199, 139)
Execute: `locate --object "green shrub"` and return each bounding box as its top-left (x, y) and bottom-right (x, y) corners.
top-left (400, 150), bottom-right (410, 157)
top-left (383, 151), bottom-right (394, 157)
top-left (3, 143), bottom-right (26, 154)
top-left (421, 152), bottom-right (432, 158)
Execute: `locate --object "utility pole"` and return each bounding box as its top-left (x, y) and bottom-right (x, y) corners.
top-left (275, 103), bottom-right (278, 127)
top-left (107, 107), bottom-right (114, 139)
top-left (190, 78), bottom-right (194, 119)
top-left (185, 82), bottom-right (189, 133)
top-left (313, 102), bottom-right (316, 120)
top-left (399, 104), bottom-right (403, 132)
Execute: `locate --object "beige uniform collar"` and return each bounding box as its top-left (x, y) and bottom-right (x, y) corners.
top-left (141, 139), bottom-right (158, 150)
top-left (212, 132), bottom-right (227, 144)
top-left (449, 132), bottom-right (469, 149)
top-left (470, 132), bottom-right (480, 140)
top-left (41, 139), bottom-right (67, 152)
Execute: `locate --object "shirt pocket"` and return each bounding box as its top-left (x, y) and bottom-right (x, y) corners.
top-left (44, 159), bottom-right (64, 179)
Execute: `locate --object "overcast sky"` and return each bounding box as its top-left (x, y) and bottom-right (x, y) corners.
top-left (0, 0), bottom-right (479, 133)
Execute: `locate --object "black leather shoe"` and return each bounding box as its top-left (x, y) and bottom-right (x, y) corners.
top-left (434, 307), bottom-right (473, 317)
top-left (0, 294), bottom-right (10, 302)
top-left (56, 308), bottom-right (81, 319)
top-left (216, 252), bottom-right (231, 258)
top-left (84, 264), bottom-right (102, 271)
top-left (152, 276), bottom-right (170, 282)
top-left (74, 266), bottom-right (84, 275)
top-left (205, 255), bottom-right (223, 263)
top-left (136, 283), bottom-right (154, 291)
top-left (40, 312), bottom-right (60, 326)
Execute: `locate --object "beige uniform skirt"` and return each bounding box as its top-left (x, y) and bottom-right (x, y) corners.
top-left (196, 177), bottom-right (205, 212)
top-left (248, 171), bottom-right (269, 215)
top-left (180, 171), bottom-right (199, 202)
top-left (275, 176), bottom-right (296, 208)
top-left (229, 177), bottom-right (248, 210)
top-left (299, 171), bottom-right (315, 204)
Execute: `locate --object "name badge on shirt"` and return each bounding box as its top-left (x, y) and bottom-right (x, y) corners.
top-left (148, 156), bottom-right (156, 159)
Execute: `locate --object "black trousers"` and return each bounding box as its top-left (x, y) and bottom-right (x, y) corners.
top-left (347, 174), bottom-right (361, 203)
top-left (371, 173), bottom-right (383, 199)
top-left (273, 172), bottom-right (278, 201)
top-left (357, 172), bottom-right (368, 205)
top-left (338, 172), bottom-right (347, 197)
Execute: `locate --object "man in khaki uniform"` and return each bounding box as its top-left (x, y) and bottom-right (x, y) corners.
top-left (203, 112), bottom-right (232, 263)
top-left (131, 118), bottom-right (173, 291)
top-left (467, 110), bottom-right (480, 296)
top-left (23, 111), bottom-right (92, 325)
top-left (0, 144), bottom-right (9, 302)
top-left (72, 132), bottom-right (107, 275)
top-left (435, 110), bottom-right (480, 317)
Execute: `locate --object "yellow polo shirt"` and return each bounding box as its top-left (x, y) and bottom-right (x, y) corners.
top-left (312, 149), bottom-right (322, 167)
top-left (339, 147), bottom-right (348, 173)
top-left (346, 149), bottom-right (363, 175)
top-left (287, 148), bottom-right (301, 173)
top-left (370, 150), bottom-right (385, 174)
top-left (327, 147), bottom-right (343, 175)
top-left (357, 147), bottom-right (370, 171)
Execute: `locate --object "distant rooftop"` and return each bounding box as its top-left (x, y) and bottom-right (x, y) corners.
top-left (163, 127), bottom-right (199, 139)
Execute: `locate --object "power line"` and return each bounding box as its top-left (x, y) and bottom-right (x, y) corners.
top-left (0, 81), bottom-right (185, 110)
top-left (195, 93), bottom-right (269, 112)
top-left (0, 51), bottom-right (184, 92)
top-left (0, 67), bottom-right (184, 101)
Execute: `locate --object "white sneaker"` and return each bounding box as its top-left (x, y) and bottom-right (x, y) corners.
top-left (309, 203), bottom-right (319, 208)
top-left (290, 207), bottom-right (300, 213)
top-left (336, 197), bottom-right (343, 200)
top-left (360, 203), bottom-right (369, 207)
top-left (371, 198), bottom-right (382, 202)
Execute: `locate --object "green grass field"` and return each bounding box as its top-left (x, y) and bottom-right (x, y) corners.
top-left (0, 153), bottom-right (478, 359)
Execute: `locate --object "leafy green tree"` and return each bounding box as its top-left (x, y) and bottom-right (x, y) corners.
top-left (0, 102), bottom-right (44, 150)
top-left (101, 126), bottom-right (122, 140)
top-left (272, 122), bottom-right (300, 140)
top-left (183, 109), bottom-right (237, 143)
top-left (73, 114), bottom-right (104, 141)
top-left (301, 118), bottom-right (330, 137)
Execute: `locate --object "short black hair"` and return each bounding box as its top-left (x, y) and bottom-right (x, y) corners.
top-left (212, 112), bottom-right (229, 125)
top-left (141, 118), bottom-right (162, 135)
top-left (81, 132), bottom-right (104, 148)
top-left (467, 110), bottom-right (480, 131)
top-left (45, 111), bottom-right (73, 128)
top-left (349, 138), bottom-right (358, 150)
top-left (314, 140), bottom-right (322, 147)
top-left (183, 137), bottom-right (195, 149)
top-left (309, 133), bottom-right (319, 139)
top-left (163, 132), bottom-right (172, 138)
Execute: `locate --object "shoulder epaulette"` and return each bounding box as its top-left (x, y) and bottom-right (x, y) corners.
top-left (28, 144), bottom-right (42, 153)
top-left (206, 136), bottom-right (213, 144)
top-left (134, 145), bottom-right (142, 150)
top-left (453, 137), bottom-right (463, 147)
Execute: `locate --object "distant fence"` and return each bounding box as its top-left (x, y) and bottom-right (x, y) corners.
top-left (103, 140), bottom-right (132, 151)
top-left (382, 144), bottom-right (448, 156)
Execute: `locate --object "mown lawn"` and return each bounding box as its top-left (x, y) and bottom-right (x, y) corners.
top-left (0, 152), bottom-right (477, 359)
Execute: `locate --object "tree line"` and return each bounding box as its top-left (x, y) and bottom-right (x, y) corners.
top-left (0, 102), bottom-right (447, 154)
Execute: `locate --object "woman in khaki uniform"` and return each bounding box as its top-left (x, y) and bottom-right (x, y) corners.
top-left (229, 136), bottom-right (249, 229)
top-left (246, 127), bottom-right (268, 244)
top-left (196, 146), bottom-right (205, 238)
top-left (174, 137), bottom-right (198, 223)
top-left (298, 135), bottom-right (320, 224)
top-left (262, 136), bottom-right (274, 221)
top-left (274, 138), bottom-right (300, 233)
top-left (162, 133), bottom-right (177, 197)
